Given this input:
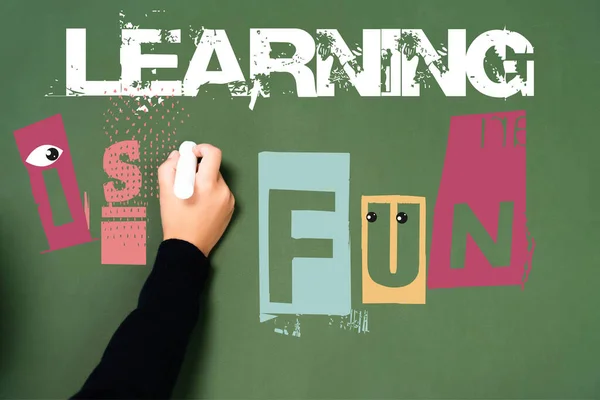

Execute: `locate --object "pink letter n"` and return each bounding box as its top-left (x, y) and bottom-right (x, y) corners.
top-left (428, 110), bottom-right (535, 289)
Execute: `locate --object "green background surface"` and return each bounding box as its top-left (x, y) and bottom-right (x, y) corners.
top-left (1, 0), bottom-right (599, 398)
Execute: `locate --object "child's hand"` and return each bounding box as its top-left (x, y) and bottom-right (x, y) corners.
top-left (158, 143), bottom-right (235, 256)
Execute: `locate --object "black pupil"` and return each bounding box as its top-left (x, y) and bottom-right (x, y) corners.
top-left (366, 211), bottom-right (377, 222)
top-left (396, 212), bottom-right (408, 224)
top-left (46, 148), bottom-right (59, 161)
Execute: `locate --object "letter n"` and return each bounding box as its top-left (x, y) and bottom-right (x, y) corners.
top-left (429, 110), bottom-right (535, 289)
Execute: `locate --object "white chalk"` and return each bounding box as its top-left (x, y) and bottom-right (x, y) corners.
top-left (173, 141), bottom-right (197, 199)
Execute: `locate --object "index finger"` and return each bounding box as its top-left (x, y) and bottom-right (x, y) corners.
top-left (193, 143), bottom-right (222, 181)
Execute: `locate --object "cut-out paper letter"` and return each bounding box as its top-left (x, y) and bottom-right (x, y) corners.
top-left (429, 111), bottom-right (535, 289)
top-left (14, 114), bottom-right (94, 253)
top-left (100, 207), bottom-right (146, 265)
top-left (258, 152), bottom-right (351, 321)
top-left (362, 196), bottom-right (427, 304)
top-left (101, 140), bottom-right (146, 265)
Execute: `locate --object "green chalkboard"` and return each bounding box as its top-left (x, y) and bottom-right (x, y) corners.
top-left (1, 0), bottom-right (599, 398)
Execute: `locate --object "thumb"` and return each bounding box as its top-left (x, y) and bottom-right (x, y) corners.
top-left (158, 150), bottom-right (180, 188)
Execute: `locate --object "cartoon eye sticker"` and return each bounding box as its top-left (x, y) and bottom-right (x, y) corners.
top-left (365, 211), bottom-right (377, 222)
top-left (25, 145), bottom-right (63, 167)
top-left (396, 212), bottom-right (408, 224)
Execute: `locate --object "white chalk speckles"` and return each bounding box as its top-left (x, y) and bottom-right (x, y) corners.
top-left (335, 309), bottom-right (370, 334)
top-left (272, 316), bottom-right (301, 338)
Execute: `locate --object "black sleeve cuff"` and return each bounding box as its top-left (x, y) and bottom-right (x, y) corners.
top-left (137, 239), bottom-right (211, 318)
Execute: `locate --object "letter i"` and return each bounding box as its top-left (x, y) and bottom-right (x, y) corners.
top-left (14, 115), bottom-right (95, 252)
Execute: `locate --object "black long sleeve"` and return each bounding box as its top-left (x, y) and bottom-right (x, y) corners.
top-left (72, 239), bottom-right (211, 399)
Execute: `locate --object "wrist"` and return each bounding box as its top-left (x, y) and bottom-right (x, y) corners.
top-left (162, 235), bottom-right (209, 258)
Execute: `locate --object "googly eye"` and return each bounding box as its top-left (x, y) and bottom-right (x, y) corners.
top-left (25, 145), bottom-right (63, 167)
top-left (396, 212), bottom-right (408, 224)
top-left (366, 211), bottom-right (377, 223)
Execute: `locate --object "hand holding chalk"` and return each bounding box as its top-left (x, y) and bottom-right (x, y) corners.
top-left (173, 141), bottom-right (198, 200)
top-left (158, 143), bottom-right (235, 256)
